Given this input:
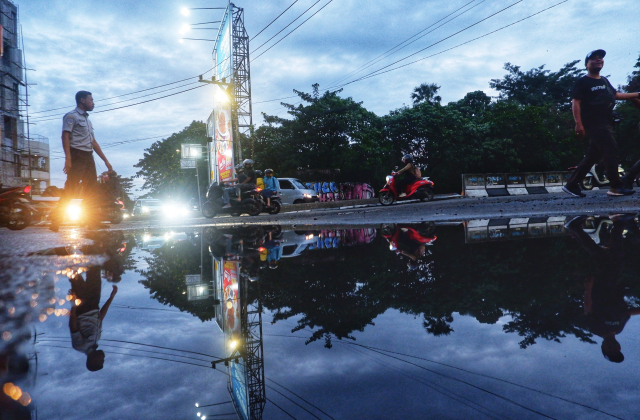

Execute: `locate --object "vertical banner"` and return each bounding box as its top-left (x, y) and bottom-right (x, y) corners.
top-left (214, 85), bottom-right (234, 183)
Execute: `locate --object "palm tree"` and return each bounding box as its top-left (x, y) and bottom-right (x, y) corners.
top-left (411, 83), bottom-right (441, 105)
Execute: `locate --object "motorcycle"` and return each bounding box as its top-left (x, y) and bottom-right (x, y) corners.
top-left (576, 163), bottom-right (625, 191)
top-left (257, 189), bottom-right (282, 215)
top-left (0, 185), bottom-right (35, 230)
top-left (201, 182), bottom-right (263, 218)
top-left (378, 169), bottom-right (435, 206)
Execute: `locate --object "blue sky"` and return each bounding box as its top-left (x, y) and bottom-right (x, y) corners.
top-left (19, 0), bottom-right (640, 192)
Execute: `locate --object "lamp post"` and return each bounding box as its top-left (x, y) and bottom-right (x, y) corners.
top-left (181, 144), bottom-right (205, 209)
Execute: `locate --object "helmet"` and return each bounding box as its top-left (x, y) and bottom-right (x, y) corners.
top-left (243, 159), bottom-right (254, 167)
top-left (255, 170), bottom-right (263, 178)
top-left (265, 169), bottom-right (273, 175)
top-left (235, 163), bottom-right (244, 172)
top-left (402, 154), bottom-right (413, 163)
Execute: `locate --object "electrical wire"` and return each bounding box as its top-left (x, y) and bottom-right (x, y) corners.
top-left (49, 134), bottom-right (174, 160)
top-left (265, 385), bottom-right (324, 420)
top-left (252, 0), bottom-right (335, 62)
top-left (252, 0), bottom-right (322, 54)
top-left (33, 84), bottom-right (208, 123)
top-left (251, 0), bottom-right (300, 41)
top-left (267, 378), bottom-right (336, 420)
top-left (327, 0), bottom-right (483, 89)
top-left (30, 67), bottom-right (213, 115)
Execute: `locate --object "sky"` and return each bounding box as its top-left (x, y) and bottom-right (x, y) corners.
top-left (19, 0), bottom-right (640, 193)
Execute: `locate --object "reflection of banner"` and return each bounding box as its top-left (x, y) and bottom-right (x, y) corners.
top-left (230, 361), bottom-right (249, 420)
top-left (223, 261), bottom-right (240, 337)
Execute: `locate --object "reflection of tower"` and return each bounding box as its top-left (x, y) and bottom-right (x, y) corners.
top-left (241, 274), bottom-right (266, 419)
top-left (207, 227), bottom-right (265, 420)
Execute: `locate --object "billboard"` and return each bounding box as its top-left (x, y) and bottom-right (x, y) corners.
top-left (214, 85), bottom-right (234, 183)
top-left (215, 7), bottom-right (233, 82)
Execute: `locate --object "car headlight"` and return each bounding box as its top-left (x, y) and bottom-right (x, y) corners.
top-left (66, 204), bottom-right (82, 221)
top-left (123, 213), bottom-right (130, 219)
top-left (142, 206), bottom-right (149, 213)
top-left (303, 193), bottom-right (311, 198)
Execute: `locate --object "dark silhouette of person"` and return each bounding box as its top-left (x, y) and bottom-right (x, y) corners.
top-left (68, 267), bottom-right (118, 371)
top-left (566, 215), bottom-right (640, 362)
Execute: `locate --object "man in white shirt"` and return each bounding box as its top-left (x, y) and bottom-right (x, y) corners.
top-left (68, 267), bottom-right (117, 371)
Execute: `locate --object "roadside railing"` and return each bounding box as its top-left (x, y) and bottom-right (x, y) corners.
top-left (462, 171), bottom-right (572, 197)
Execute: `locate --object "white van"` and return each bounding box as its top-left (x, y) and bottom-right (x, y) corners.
top-left (278, 178), bottom-right (319, 204)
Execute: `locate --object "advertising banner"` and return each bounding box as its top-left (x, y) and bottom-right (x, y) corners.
top-left (215, 8), bottom-right (232, 82)
top-left (215, 98), bottom-right (233, 183)
top-left (223, 260), bottom-right (240, 337)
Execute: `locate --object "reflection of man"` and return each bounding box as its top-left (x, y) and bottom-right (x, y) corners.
top-left (396, 228), bottom-right (426, 271)
top-left (565, 215), bottom-right (640, 362)
top-left (69, 267), bottom-right (118, 371)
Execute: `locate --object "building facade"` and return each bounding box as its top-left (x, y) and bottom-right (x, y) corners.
top-left (0, 0), bottom-right (49, 192)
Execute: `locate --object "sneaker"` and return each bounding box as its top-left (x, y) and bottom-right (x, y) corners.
top-left (607, 187), bottom-right (635, 196)
top-left (399, 193), bottom-right (407, 197)
top-left (223, 204), bottom-right (232, 209)
top-left (619, 176), bottom-right (634, 190)
top-left (562, 184), bottom-right (586, 198)
top-left (564, 215), bottom-right (587, 230)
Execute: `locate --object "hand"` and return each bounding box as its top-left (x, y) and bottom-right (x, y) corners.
top-left (110, 285), bottom-right (118, 297)
top-left (63, 158), bottom-right (72, 174)
top-left (575, 122), bottom-right (585, 138)
top-left (106, 162), bottom-right (113, 172)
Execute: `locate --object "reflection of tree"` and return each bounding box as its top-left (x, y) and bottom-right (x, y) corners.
top-left (137, 240), bottom-right (216, 322)
top-left (256, 226), bottom-right (640, 350)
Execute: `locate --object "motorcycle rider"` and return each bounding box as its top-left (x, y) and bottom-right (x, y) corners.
top-left (262, 169), bottom-right (280, 207)
top-left (222, 160), bottom-right (257, 208)
top-left (395, 154), bottom-right (421, 197)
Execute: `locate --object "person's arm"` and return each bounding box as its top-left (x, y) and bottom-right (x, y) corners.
top-left (274, 178), bottom-right (280, 191)
top-left (92, 139), bottom-right (113, 171)
top-left (572, 99), bottom-right (585, 138)
top-left (614, 92), bottom-right (640, 100)
top-left (69, 305), bottom-right (79, 332)
top-left (62, 131), bottom-right (73, 174)
top-left (396, 163), bottom-right (412, 175)
top-left (99, 286), bottom-right (118, 321)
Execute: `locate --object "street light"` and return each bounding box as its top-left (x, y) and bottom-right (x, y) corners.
top-left (181, 7), bottom-right (190, 16)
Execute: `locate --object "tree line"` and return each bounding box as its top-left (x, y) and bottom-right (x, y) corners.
top-left (135, 56), bottom-right (640, 195)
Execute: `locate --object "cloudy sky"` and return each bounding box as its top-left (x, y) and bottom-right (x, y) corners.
top-left (20, 0), bottom-right (640, 192)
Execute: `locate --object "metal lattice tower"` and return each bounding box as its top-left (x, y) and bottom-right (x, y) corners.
top-left (231, 4), bottom-right (253, 159)
top-left (243, 277), bottom-right (265, 419)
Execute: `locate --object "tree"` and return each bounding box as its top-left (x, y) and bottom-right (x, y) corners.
top-left (134, 121), bottom-right (209, 199)
top-left (489, 61), bottom-right (585, 111)
top-left (411, 83), bottom-right (441, 106)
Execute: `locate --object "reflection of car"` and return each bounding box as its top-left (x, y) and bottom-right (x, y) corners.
top-left (278, 178), bottom-right (319, 205)
top-left (278, 230), bottom-right (318, 258)
top-left (132, 199), bottom-right (163, 216)
top-left (138, 231), bottom-right (189, 250)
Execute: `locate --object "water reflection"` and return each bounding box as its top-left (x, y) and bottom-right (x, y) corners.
top-left (3, 218), bottom-right (640, 418)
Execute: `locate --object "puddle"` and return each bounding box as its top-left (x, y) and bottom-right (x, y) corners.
top-left (2, 217), bottom-right (640, 419)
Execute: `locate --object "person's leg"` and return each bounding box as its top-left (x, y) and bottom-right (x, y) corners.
top-left (566, 136), bottom-right (600, 188)
top-left (223, 187), bottom-right (231, 205)
top-left (77, 152), bottom-right (99, 225)
top-left (596, 126), bottom-right (623, 189)
top-left (621, 159), bottom-right (640, 188)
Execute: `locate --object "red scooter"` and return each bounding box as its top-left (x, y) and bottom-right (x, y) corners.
top-left (0, 185), bottom-right (35, 230)
top-left (378, 171), bottom-right (435, 205)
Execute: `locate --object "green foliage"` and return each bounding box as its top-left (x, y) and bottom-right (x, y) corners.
top-left (134, 121), bottom-right (209, 199)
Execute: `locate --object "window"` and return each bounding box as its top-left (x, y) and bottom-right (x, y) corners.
top-left (279, 180), bottom-right (294, 189)
top-left (282, 245), bottom-right (297, 256)
top-left (291, 179), bottom-right (306, 189)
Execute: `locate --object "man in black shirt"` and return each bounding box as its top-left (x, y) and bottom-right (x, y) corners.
top-left (563, 50), bottom-right (640, 197)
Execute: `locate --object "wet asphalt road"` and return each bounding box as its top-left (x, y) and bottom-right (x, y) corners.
top-left (4, 188), bottom-right (640, 250)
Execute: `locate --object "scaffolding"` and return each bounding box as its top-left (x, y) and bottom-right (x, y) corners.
top-left (231, 5), bottom-right (253, 157)
top-left (243, 277), bottom-right (266, 419)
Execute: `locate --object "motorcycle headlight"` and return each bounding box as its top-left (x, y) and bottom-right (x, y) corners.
top-left (66, 204), bottom-right (82, 221)
top-left (386, 176), bottom-right (392, 183)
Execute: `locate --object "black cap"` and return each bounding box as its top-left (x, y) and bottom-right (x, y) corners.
top-left (585, 49), bottom-right (606, 66)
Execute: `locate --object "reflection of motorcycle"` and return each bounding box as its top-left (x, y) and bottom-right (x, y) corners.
top-left (202, 182), bottom-right (263, 218)
top-left (575, 163), bottom-right (625, 191)
top-left (0, 185), bottom-right (35, 230)
top-left (378, 170), bottom-right (434, 206)
top-left (381, 223), bottom-right (437, 250)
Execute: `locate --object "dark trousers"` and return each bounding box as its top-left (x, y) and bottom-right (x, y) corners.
top-left (395, 173), bottom-right (417, 194)
top-left (624, 159), bottom-right (640, 183)
top-left (567, 125), bottom-right (621, 189)
top-left (70, 267), bottom-right (102, 316)
top-left (53, 148), bottom-right (98, 222)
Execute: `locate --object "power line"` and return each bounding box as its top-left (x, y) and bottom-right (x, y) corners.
top-left (252, 0), bottom-right (322, 54)
top-left (252, 0), bottom-right (335, 62)
top-left (267, 378), bottom-right (336, 420)
top-left (326, 0), bottom-right (485, 89)
top-left (33, 84), bottom-right (208, 123)
top-left (336, 0), bottom-right (568, 89)
top-left (30, 68), bottom-right (213, 115)
top-left (251, 0), bottom-right (300, 41)
top-left (30, 81), bottom-right (202, 121)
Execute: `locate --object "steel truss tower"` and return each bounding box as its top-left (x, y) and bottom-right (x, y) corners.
top-left (241, 276), bottom-right (265, 419)
top-left (231, 4), bottom-right (252, 160)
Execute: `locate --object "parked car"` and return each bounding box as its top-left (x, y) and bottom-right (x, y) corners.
top-left (132, 198), bottom-right (163, 217)
top-left (278, 178), bottom-right (319, 205)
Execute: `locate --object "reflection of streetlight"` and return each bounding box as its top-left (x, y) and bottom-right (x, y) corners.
top-left (180, 24), bottom-right (190, 34)
top-left (181, 7), bottom-right (190, 16)
top-left (195, 403), bottom-right (199, 408)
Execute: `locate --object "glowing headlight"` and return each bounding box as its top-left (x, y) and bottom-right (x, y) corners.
top-left (143, 234), bottom-right (151, 241)
top-left (303, 193), bottom-right (311, 198)
top-left (122, 213), bottom-right (130, 219)
top-left (305, 234), bottom-right (314, 240)
top-left (66, 204), bottom-right (82, 221)
top-left (386, 176), bottom-right (392, 183)
top-left (141, 206), bottom-right (149, 213)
